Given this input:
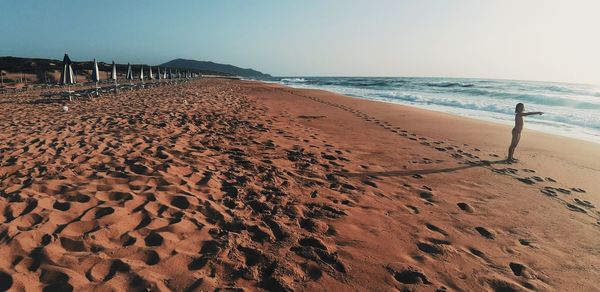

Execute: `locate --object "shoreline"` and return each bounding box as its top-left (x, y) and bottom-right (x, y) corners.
top-left (249, 79), bottom-right (600, 194)
top-left (247, 79), bottom-right (600, 179)
top-left (260, 78), bottom-right (600, 145)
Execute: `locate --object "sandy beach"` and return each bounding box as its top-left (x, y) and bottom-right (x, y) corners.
top-left (1, 78), bottom-right (599, 291)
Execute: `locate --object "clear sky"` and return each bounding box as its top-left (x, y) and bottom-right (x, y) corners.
top-left (1, 0), bottom-right (599, 84)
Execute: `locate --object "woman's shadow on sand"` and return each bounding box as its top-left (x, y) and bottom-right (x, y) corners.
top-left (343, 159), bottom-right (508, 178)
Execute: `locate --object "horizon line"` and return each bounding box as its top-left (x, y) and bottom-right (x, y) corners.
top-left (2, 54), bottom-right (598, 87)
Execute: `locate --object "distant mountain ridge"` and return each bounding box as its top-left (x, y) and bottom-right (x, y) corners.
top-left (0, 56), bottom-right (270, 78)
top-left (160, 58), bottom-right (270, 78)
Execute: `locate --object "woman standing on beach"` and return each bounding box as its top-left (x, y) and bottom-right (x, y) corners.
top-left (507, 103), bottom-right (543, 162)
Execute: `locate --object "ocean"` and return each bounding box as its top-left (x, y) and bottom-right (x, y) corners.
top-left (263, 77), bottom-right (600, 144)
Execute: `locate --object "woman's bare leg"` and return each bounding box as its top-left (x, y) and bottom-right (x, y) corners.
top-left (507, 131), bottom-right (521, 161)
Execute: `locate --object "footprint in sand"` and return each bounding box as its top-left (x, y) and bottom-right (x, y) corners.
top-left (419, 191), bottom-right (436, 203)
top-left (134, 213), bottom-right (152, 230)
top-left (387, 266), bottom-right (431, 285)
top-left (41, 234), bottom-right (53, 246)
top-left (468, 247), bottom-right (489, 261)
top-left (457, 202), bottom-right (474, 213)
top-left (540, 187), bottom-right (558, 197)
top-left (187, 257), bottom-right (209, 271)
top-left (362, 179), bottom-right (378, 188)
top-left (425, 223), bottom-right (448, 236)
top-left (406, 205), bottom-right (420, 214)
top-left (485, 278), bottom-right (521, 292)
top-left (509, 262), bottom-right (527, 277)
top-left (40, 269), bottom-right (73, 291)
top-left (518, 239), bottom-right (537, 248)
top-left (95, 207), bottom-right (114, 219)
top-left (0, 271), bottom-right (12, 291)
top-left (517, 177), bottom-right (536, 185)
top-left (60, 237), bottom-right (86, 252)
top-left (566, 203), bottom-right (586, 213)
top-left (120, 233), bottom-right (136, 247)
top-left (144, 250), bottom-right (160, 266)
top-left (574, 198), bottom-right (594, 208)
top-left (556, 188), bottom-right (572, 195)
top-left (474, 227), bottom-right (495, 239)
top-left (100, 260), bottom-right (130, 282)
top-left (417, 242), bottom-right (444, 255)
top-left (238, 245), bottom-right (265, 267)
top-left (144, 232), bottom-right (164, 247)
top-left (171, 196), bottom-right (190, 209)
top-left (200, 240), bottom-right (221, 257)
top-left (300, 218), bottom-right (329, 233)
top-left (302, 263), bottom-right (323, 280)
top-left (247, 225), bottom-right (273, 243)
top-left (299, 236), bottom-right (328, 250)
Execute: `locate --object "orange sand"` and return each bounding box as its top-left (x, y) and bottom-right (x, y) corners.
top-left (0, 78), bottom-right (598, 291)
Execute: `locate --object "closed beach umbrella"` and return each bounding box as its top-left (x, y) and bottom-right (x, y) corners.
top-left (110, 61), bottom-right (119, 94)
top-left (125, 63), bottom-right (134, 88)
top-left (149, 66), bottom-right (154, 80)
top-left (126, 63), bottom-right (133, 80)
top-left (91, 59), bottom-right (101, 96)
top-left (91, 59), bottom-right (100, 83)
top-left (60, 53), bottom-right (75, 85)
top-left (163, 68), bottom-right (167, 79)
top-left (110, 61), bottom-right (117, 81)
top-left (157, 67), bottom-right (161, 80)
top-left (60, 53), bottom-right (76, 101)
top-left (140, 66), bottom-right (144, 81)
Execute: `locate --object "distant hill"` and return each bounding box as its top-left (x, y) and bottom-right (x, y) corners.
top-left (161, 58), bottom-right (271, 78)
top-left (0, 56), bottom-right (63, 72)
top-left (0, 56), bottom-right (152, 76)
top-left (0, 56), bottom-right (159, 84)
top-left (0, 56), bottom-right (267, 84)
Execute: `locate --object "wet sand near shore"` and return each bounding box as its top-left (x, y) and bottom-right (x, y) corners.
top-left (0, 78), bottom-right (598, 291)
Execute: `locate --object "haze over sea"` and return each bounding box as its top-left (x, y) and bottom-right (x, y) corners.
top-left (264, 77), bottom-right (600, 144)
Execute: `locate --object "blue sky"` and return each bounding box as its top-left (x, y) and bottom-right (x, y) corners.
top-left (1, 0), bottom-right (599, 84)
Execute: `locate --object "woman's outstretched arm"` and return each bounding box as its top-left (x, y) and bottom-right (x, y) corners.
top-left (519, 112), bottom-right (544, 116)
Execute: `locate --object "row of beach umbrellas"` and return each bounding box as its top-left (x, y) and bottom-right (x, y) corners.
top-left (122, 62), bottom-right (198, 82)
top-left (60, 53), bottom-right (199, 85)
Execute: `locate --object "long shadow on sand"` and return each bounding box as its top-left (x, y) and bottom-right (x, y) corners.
top-left (343, 159), bottom-right (507, 178)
